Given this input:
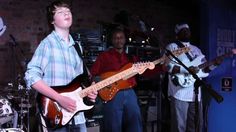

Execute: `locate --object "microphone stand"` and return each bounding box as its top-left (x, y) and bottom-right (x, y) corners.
top-left (9, 34), bottom-right (30, 131)
top-left (165, 49), bottom-right (223, 132)
top-left (9, 35), bottom-right (17, 88)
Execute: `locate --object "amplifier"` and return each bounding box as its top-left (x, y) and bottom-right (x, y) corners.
top-left (87, 126), bottom-right (100, 132)
top-left (86, 119), bottom-right (100, 132)
top-left (125, 45), bottom-right (161, 61)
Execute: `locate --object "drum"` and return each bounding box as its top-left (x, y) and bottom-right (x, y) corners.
top-left (0, 97), bottom-right (13, 125)
top-left (0, 128), bottom-right (24, 132)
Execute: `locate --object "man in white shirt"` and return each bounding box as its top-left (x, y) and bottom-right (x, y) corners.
top-left (166, 23), bottom-right (212, 132)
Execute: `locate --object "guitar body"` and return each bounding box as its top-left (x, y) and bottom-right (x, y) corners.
top-left (99, 63), bottom-right (135, 101)
top-left (37, 74), bottom-right (94, 129)
top-left (173, 55), bottom-right (209, 88)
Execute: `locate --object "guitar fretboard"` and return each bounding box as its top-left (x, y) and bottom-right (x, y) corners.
top-left (79, 65), bottom-right (138, 98)
top-left (198, 52), bottom-right (233, 69)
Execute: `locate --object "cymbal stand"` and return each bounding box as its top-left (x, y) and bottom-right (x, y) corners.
top-left (18, 88), bottom-right (30, 132)
top-left (19, 97), bottom-right (25, 131)
top-left (9, 34), bottom-right (28, 90)
top-left (26, 89), bottom-right (30, 132)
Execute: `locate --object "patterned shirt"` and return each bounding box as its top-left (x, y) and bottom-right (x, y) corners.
top-left (166, 41), bottom-right (207, 102)
top-left (25, 31), bottom-right (85, 124)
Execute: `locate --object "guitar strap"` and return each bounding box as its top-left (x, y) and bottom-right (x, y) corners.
top-left (170, 41), bottom-right (193, 86)
top-left (73, 41), bottom-right (95, 106)
top-left (73, 41), bottom-right (91, 78)
top-left (175, 41), bottom-right (193, 61)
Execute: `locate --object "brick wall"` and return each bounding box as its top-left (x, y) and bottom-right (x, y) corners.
top-left (0, 0), bottom-right (199, 85)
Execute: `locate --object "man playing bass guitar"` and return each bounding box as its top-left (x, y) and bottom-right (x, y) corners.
top-left (166, 23), bottom-right (223, 132)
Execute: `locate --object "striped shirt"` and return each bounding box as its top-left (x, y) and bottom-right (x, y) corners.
top-left (25, 31), bottom-right (85, 124)
top-left (166, 41), bottom-right (206, 102)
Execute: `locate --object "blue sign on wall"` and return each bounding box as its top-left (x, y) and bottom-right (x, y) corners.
top-left (201, 1), bottom-right (236, 132)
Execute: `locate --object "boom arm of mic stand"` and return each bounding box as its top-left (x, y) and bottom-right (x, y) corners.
top-left (165, 48), bottom-right (223, 103)
top-left (194, 80), bottom-right (223, 103)
top-left (9, 34), bottom-right (27, 61)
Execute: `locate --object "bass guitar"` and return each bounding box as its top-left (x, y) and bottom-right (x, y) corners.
top-left (172, 50), bottom-right (236, 88)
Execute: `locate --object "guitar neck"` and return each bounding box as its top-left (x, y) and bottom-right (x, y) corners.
top-left (153, 56), bottom-right (165, 65)
top-left (80, 58), bottom-right (161, 98)
top-left (198, 52), bottom-right (233, 69)
top-left (79, 66), bottom-right (135, 98)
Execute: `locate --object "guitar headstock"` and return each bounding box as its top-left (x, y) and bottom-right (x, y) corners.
top-left (163, 47), bottom-right (190, 65)
top-left (171, 47), bottom-right (190, 56)
top-left (132, 62), bottom-right (155, 74)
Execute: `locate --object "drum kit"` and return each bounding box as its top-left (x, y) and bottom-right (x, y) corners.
top-left (0, 81), bottom-right (33, 132)
top-left (0, 30), bottom-right (34, 132)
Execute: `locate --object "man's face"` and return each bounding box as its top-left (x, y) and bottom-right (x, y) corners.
top-left (177, 28), bottom-right (191, 42)
top-left (112, 31), bottom-right (126, 49)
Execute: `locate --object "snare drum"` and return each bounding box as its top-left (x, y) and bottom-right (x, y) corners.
top-left (0, 128), bottom-right (24, 132)
top-left (0, 97), bottom-right (13, 125)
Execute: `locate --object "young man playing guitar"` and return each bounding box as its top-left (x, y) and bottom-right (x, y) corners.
top-left (24, 1), bottom-right (97, 132)
top-left (90, 28), bottom-right (165, 132)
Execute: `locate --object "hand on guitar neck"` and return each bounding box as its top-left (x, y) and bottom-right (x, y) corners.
top-left (232, 49), bottom-right (236, 54)
top-left (212, 48), bottom-right (236, 66)
top-left (85, 82), bottom-right (98, 103)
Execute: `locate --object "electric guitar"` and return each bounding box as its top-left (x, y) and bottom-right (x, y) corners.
top-left (37, 47), bottom-right (190, 129)
top-left (172, 49), bottom-right (236, 88)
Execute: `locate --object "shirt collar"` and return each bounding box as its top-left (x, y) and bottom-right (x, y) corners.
top-left (180, 41), bottom-right (190, 47)
top-left (111, 48), bottom-right (125, 55)
top-left (52, 31), bottom-right (75, 47)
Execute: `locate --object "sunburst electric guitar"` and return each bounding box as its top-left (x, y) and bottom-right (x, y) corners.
top-left (37, 47), bottom-right (190, 129)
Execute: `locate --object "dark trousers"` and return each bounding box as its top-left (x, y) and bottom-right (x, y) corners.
top-left (103, 89), bottom-right (142, 132)
top-left (170, 97), bottom-right (203, 132)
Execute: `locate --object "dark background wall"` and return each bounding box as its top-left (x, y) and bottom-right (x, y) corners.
top-left (0, 0), bottom-right (199, 85)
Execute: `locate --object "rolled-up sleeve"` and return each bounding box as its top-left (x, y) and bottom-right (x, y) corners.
top-left (24, 41), bottom-right (50, 88)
